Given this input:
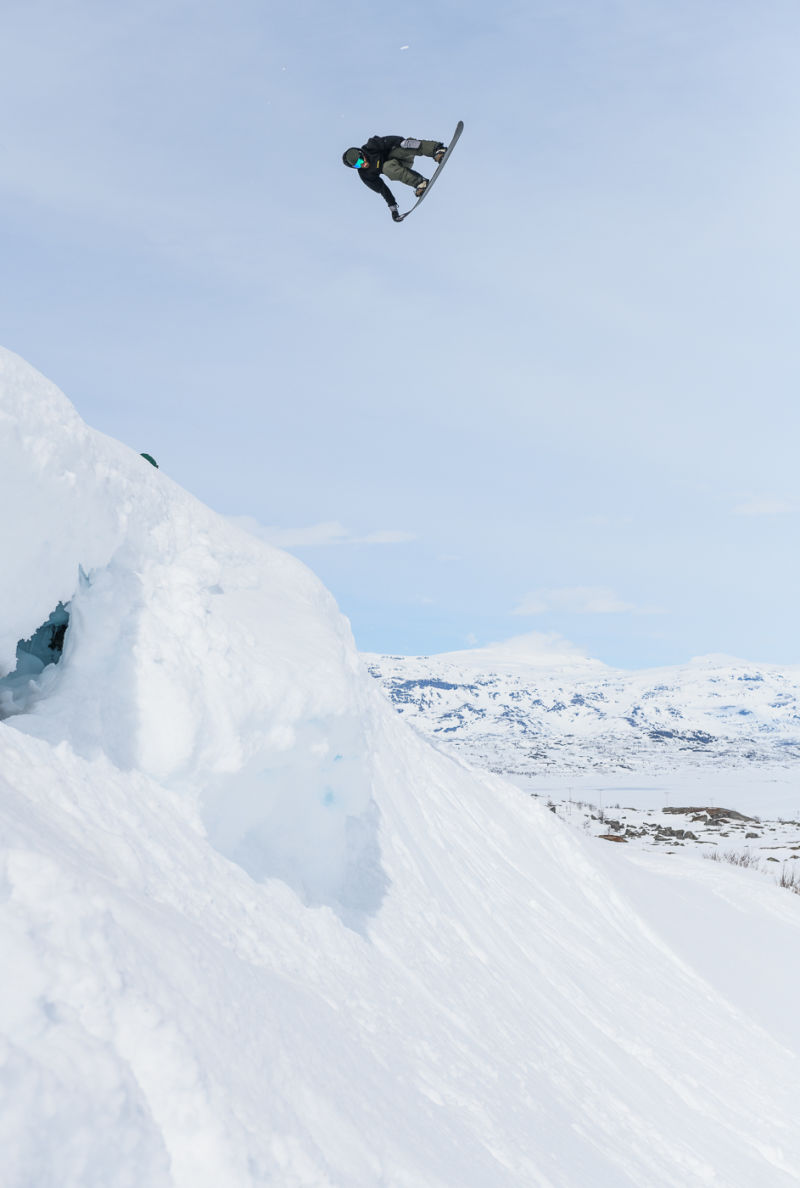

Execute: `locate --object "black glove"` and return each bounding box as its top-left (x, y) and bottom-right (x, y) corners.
top-left (389, 204), bottom-right (402, 223)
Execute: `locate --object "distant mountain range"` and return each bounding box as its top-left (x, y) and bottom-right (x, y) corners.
top-left (365, 639), bottom-right (800, 776)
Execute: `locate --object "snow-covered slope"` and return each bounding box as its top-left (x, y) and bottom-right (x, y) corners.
top-left (3, 347), bottom-right (800, 1187)
top-left (367, 636), bottom-right (800, 776)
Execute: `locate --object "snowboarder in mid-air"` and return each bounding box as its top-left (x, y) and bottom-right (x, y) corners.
top-left (342, 134), bottom-right (448, 222)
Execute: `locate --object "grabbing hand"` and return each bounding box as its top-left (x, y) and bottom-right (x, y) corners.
top-left (389, 204), bottom-right (402, 223)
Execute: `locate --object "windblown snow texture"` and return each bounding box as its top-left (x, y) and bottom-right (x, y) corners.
top-left (2, 346), bottom-right (800, 1187)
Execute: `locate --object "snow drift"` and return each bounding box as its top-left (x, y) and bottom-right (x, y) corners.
top-left (2, 346), bottom-right (800, 1187)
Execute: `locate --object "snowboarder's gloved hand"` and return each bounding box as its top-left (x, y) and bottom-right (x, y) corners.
top-left (389, 204), bottom-right (402, 222)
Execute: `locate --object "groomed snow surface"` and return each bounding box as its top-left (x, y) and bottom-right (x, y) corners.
top-left (1, 345), bottom-right (799, 1187)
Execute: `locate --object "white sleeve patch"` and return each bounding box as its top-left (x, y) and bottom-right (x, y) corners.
top-left (400, 139), bottom-right (422, 150)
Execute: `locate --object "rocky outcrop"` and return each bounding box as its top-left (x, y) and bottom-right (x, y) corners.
top-left (663, 806), bottom-right (755, 822)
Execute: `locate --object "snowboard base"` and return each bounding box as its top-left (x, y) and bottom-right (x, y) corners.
top-left (398, 121), bottom-right (464, 222)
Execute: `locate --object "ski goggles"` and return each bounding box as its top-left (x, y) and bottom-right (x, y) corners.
top-left (352, 156), bottom-right (365, 169)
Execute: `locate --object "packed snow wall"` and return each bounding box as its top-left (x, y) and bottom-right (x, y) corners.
top-left (0, 346), bottom-right (383, 917)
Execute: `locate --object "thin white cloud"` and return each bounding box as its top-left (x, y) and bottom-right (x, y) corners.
top-left (354, 529), bottom-right (416, 545)
top-left (513, 586), bottom-right (661, 616)
top-left (228, 516), bottom-right (415, 548)
top-left (733, 496), bottom-right (795, 517)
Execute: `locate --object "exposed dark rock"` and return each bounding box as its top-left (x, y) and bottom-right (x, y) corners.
top-left (663, 806), bottom-right (755, 822)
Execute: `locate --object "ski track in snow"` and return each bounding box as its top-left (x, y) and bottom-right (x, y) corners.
top-left (2, 345), bottom-right (800, 1187)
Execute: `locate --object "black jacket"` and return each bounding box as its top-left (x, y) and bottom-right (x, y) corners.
top-left (357, 135), bottom-right (403, 207)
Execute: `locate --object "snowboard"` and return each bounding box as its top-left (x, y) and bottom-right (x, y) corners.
top-left (398, 120), bottom-right (464, 222)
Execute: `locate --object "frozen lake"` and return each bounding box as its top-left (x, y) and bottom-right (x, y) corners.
top-left (507, 766), bottom-right (800, 818)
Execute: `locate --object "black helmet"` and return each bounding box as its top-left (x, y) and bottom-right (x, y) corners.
top-left (342, 147), bottom-right (366, 168)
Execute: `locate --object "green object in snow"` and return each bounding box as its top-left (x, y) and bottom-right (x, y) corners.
top-left (140, 453), bottom-right (159, 468)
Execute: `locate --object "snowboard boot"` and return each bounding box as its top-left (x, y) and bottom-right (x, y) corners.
top-left (414, 179), bottom-right (428, 198)
top-left (433, 144), bottom-right (446, 164)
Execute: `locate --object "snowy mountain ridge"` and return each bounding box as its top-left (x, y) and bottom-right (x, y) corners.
top-left (366, 638), bottom-right (800, 776)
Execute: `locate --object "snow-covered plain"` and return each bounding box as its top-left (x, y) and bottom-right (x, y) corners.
top-left (2, 346), bottom-right (800, 1187)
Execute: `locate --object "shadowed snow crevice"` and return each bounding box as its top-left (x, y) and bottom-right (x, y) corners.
top-left (0, 602), bottom-right (70, 719)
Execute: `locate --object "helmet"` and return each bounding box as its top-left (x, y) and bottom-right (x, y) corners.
top-left (342, 147), bottom-right (366, 168)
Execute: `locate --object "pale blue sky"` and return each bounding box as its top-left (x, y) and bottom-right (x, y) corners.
top-left (3, 0), bottom-right (800, 667)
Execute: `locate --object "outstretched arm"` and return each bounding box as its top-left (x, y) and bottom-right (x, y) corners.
top-left (359, 171), bottom-right (397, 207)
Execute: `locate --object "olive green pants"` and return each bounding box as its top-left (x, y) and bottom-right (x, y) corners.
top-left (382, 139), bottom-right (440, 189)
